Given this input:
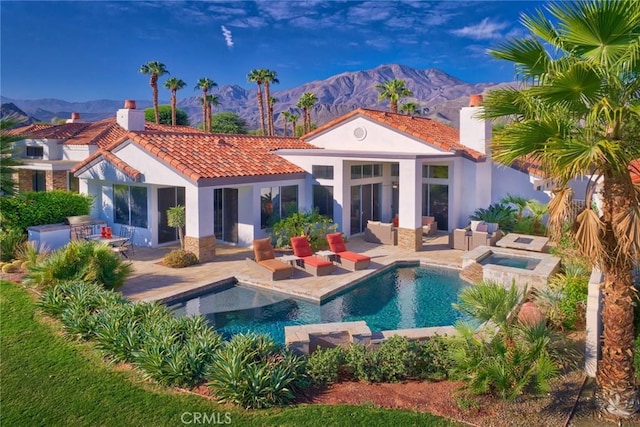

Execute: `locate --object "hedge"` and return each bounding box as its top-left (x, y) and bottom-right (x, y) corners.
top-left (0, 191), bottom-right (93, 230)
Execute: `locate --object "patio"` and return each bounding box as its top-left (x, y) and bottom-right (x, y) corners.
top-left (120, 233), bottom-right (464, 303)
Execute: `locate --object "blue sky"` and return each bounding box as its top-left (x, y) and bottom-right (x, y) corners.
top-left (1, 0), bottom-right (545, 102)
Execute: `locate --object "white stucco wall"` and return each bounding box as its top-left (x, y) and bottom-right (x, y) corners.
top-left (306, 116), bottom-right (452, 155)
top-left (491, 164), bottom-right (551, 204)
top-left (63, 145), bottom-right (96, 161)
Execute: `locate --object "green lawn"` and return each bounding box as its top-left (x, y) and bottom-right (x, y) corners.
top-left (0, 280), bottom-right (460, 427)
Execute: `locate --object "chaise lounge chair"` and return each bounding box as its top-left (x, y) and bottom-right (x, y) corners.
top-left (246, 238), bottom-right (294, 281)
top-left (290, 236), bottom-right (334, 276)
top-left (326, 232), bottom-right (371, 271)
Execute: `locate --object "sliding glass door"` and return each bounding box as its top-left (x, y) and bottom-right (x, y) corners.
top-left (214, 188), bottom-right (238, 243)
top-left (157, 187), bottom-right (185, 244)
top-left (350, 183), bottom-right (381, 234)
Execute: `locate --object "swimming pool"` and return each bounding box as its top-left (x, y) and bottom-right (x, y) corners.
top-left (168, 265), bottom-right (469, 343)
top-left (479, 254), bottom-right (541, 270)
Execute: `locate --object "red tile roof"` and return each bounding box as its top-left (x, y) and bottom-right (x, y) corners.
top-left (73, 132), bottom-right (316, 184)
top-left (7, 123), bottom-right (57, 136)
top-left (302, 108), bottom-right (486, 161)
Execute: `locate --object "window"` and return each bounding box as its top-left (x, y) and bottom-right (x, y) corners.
top-left (114, 185), bottom-right (148, 228)
top-left (32, 170), bottom-right (46, 191)
top-left (313, 185), bottom-right (334, 218)
top-left (260, 185), bottom-right (298, 229)
top-left (26, 146), bottom-right (43, 158)
top-left (391, 163), bottom-right (399, 177)
top-left (422, 165), bottom-right (449, 179)
top-left (68, 172), bottom-right (79, 193)
top-left (351, 163), bottom-right (383, 180)
top-left (312, 165), bottom-right (333, 180)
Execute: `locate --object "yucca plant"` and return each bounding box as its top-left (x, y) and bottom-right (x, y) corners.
top-left (0, 227), bottom-right (26, 262)
top-left (24, 240), bottom-right (133, 290)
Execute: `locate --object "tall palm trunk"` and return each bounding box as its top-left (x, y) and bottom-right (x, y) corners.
top-left (302, 107), bottom-right (309, 133)
top-left (390, 101), bottom-right (398, 114)
top-left (201, 89), bottom-right (208, 131)
top-left (596, 174), bottom-right (638, 417)
top-left (170, 89), bottom-right (177, 126)
top-left (292, 118), bottom-right (298, 136)
top-left (150, 74), bottom-right (160, 124)
top-left (256, 85), bottom-right (266, 135)
top-left (283, 120), bottom-right (288, 137)
top-left (264, 81), bottom-right (273, 135)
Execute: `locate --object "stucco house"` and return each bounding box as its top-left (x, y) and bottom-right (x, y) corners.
top-left (56, 95), bottom-right (562, 262)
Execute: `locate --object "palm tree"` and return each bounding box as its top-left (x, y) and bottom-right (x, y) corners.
top-left (375, 79), bottom-right (412, 114)
top-left (482, 0), bottom-right (640, 418)
top-left (0, 116), bottom-right (24, 196)
top-left (296, 92), bottom-right (317, 134)
top-left (267, 96), bottom-right (277, 135)
top-left (139, 61), bottom-right (170, 124)
top-left (280, 111), bottom-right (291, 136)
top-left (399, 102), bottom-right (420, 115)
top-left (289, 113), bottom-right (299, 136)
top-left (501, 194), bottom-right (529, 220)
top-left (163, 77), bottom-right (186, 126)
top-left (194, 78), bottom-right (217, 132)
top-left (525, 199), bottom-right (548, 235)
top-left (247, 69), bottom-right (269, 135)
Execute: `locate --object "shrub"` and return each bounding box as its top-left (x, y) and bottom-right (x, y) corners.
top-left (207, 334), bottom-right (308, 408)
top-left (24, 240), bottom-right (133, 290)
top-left (306, 346), bottom-right (347, 386)
top-left (0, 190), bottom-right (92, 230)
top-left (416, 336), bottom-right (453, 381)
top-left (470, 203), bottom-right (517, 232)
top-left (270, 209), bottom-right (338, 251)
top-left (449, 282), bottom-right (565, 401)
top-left (345, 336), bottom-right (425, 383)
top-left (635, 335), bottom-right (640, 379)
top-left (2, 262), bottom-right (20, 273)
top-left (163, 249), bottom-right (198, 268)
top-left (0, 227), bottom-right (26, 262)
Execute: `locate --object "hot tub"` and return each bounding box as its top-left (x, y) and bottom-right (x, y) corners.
top-left (462, 246), bottom-right (561, 290)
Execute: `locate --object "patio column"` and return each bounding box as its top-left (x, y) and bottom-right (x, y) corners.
top-left (184, 186), bottom-right (216, 262)
top-left (397, 159), bottom-right (422, 251)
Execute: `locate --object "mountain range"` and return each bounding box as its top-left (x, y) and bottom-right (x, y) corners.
top-left (1, 64), bottom-right (512, 130)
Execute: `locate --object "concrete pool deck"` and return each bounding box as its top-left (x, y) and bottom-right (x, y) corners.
top-left (120, 233), bottom-right (465, 303)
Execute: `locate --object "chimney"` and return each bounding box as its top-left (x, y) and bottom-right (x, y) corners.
top-left (459, 94), bottom-right (490, 155)
top-left (116, 99), bottom-right (145, 131)
top-left (65, 112), bottom-right (83, 123)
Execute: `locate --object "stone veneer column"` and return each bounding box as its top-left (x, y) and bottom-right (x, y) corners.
top-left (17, 170), bottom-right (32, 193)
top-left (184, 235), bottom-right (216, 263)
top-left (397, 227), bottom-right (422, 252)
top-left (47, 170), bottom-right (68, 191)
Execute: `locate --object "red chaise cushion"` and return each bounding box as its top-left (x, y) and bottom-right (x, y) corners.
top-left (301, 256), bottom-right (333, 268)
top-left (338, 251), bottom-right (370, 263)
top-left (326, 232), bottom-right (347, 253)
top-left (290, 236), bottom-right (313, 257)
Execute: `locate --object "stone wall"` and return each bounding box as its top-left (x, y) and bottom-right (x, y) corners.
top-left (397, 227), bottom-right (422, 251)
top-left (17, 170), bottom-right (32, 193)
top-left (184, 235), bottom-right (216, 263)
top-left (47, 170), bottom-right (68, 191)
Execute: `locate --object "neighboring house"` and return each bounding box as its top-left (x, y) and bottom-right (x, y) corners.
top-left (8, 108), bottom-right (204, 193)
top-left (66, 96), bottom-right (568, 262)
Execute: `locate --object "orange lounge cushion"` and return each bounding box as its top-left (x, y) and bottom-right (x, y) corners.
top-left (258, 259), bottom-right (292, 273)
top-left (253, 237), bottom-right (275, 262)
top-left (291, 236), bottom-right (313, 257)
top-left (326, 232), bottom-right (347, 253)
top-left (337, 251), bottom-right (370, 263)
top-left (301, 256), bottom-right (333, 268)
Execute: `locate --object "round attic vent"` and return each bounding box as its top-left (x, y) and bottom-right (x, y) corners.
top-left (353, 126), bottom-right (367, 141)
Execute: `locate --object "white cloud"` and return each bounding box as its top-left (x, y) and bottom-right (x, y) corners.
top-left (221, 25), bottom-right (234, 48)
top-left (451, 18), bottom-right (508, 40)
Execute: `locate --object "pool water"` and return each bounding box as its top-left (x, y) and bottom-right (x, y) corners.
top-left (479, 254), bottom-right (540, 270)
top-left (168, 265), bottom-right (469, 343)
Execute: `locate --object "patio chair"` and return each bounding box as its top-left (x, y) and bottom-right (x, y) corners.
top-left (326, 232), bottom-right (371, 271)
top-left (112, 225), bottom-right (135, 258)
top-left (246, 238), bottom-right (294, 281)
top-left (470, 229), bottom-right (504, 250)
top-left (422, 216), bottom-right (438, 236)
top-left (290, 236), bottom-right (334, 276)
top-left (449, 227), bottom-right (471, 251)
